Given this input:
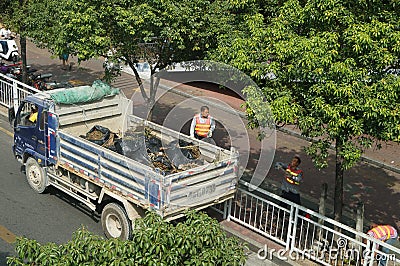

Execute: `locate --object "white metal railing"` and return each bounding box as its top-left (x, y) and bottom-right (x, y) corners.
top-left (215, 180), bottom-right (400, 266)
top-left (0, 73), bottom-right (39, 111)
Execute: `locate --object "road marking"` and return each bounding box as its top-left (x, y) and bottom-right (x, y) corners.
top-left (0, 225), bottom-right (16, 243)
top-left (0, 126), bottom-right (13, 137)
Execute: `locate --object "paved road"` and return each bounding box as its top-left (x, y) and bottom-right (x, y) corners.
top-left (0, 116), bottom-right (104, 265)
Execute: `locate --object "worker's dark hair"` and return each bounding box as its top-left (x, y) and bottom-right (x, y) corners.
top-left (369, 222), bottom-right (379, 229)
top-left (294, 156), bottom-right (301, 165)
top-left (201, 106), bottom-right (209, 112)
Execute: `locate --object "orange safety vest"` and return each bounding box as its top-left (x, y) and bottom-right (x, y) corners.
top-left (194, 114), bottom-right (211, 137)
top-left (368, 225), bottom-right (398, 241)
top-left (285, 165), bottom-right (303, 185)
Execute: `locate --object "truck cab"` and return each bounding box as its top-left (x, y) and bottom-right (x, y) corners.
top-left (10, 95), bottom-right (54, 165)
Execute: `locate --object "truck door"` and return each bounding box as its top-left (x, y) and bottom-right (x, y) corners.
top-left (45, 111), bottom-right (59, 165)
top-left (13, 102), bottom-right (45, 157)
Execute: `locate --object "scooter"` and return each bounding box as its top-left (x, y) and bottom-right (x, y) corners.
top-left (0, 38), bottom-right (20, 62)
top-left (3, 64), bottom-right (36, 81)
top-left (29, 73), bottom-right (73, 91)
top-left (29, 73), bottom-right (53, 91)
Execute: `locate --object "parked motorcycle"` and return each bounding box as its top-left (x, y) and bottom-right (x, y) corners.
top-left (3, 64), bottom-right (37, 81)
top-left (1, 61), bottom-right (73, 90)
top-left (30, 73), bottom-right (53, 90)
top-left (0, 61), bottom-right (22, 75)
top-left (29, 73), bottom-right (73, 91)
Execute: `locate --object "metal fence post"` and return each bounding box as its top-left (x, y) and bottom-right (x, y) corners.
top-left (224, 198), bottom-right (232, 221)
top-left (318, 183), bottom-right (328, 239)
top-left (285, 205), bottom-right (294, 250)
top-left (290, 207), bottom-right (299, 251)
top-left (13, 81), bottom-right (19, 112)
top-left (223, 200), bottom-right (228, 220)
top-left (355, 202), bottom-right (364, 244)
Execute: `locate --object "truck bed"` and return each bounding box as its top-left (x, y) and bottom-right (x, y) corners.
top-left (52, 93), bottom-right (239, 219)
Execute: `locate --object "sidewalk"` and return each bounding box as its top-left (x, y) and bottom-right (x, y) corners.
top-left (221, 220), bottom-right (318, 266)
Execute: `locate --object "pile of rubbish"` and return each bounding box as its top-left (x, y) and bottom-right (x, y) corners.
top-left (80, 125), bottom-right (202, 175)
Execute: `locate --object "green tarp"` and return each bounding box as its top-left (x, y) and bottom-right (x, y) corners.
top-left (49, 80), bottom-right (120, 104)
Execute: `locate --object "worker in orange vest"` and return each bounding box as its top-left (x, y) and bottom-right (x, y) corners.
top-left (275, 156), bottom-right (304, 205)
top-left (367, 223), bottom-right (399, 266)
top-left (190, 106), bottom-right (215, 140)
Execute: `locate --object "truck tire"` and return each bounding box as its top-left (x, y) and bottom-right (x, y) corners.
top-left (25, 157), bottom-right (47, 193)
top-left (101, 202), bottom-right (132, 240)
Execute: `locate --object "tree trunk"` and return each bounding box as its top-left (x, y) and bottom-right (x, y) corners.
top-left (128, 61), bottom-right (148, 101)
top-left (334, 138), bottom-right (344, 222)
top-left (20, 35), bottom-right (27, 84)
top-left (127, 62), bottom-right (159, 120)
top-left (147, 73), bottom-right (160, 120)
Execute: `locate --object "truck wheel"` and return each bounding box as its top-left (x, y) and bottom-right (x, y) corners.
top-left (101, 203), bottom-right (132, 240)
top-left (26, 157), bottom-right (47, 193)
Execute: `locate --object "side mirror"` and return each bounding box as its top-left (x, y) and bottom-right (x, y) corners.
top-left (8, 107), bottom-right (15, 127)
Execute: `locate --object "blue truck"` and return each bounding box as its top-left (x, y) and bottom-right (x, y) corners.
top-left (9, 83), bottom-right (239, 239)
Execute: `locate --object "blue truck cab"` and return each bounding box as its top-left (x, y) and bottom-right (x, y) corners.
top-left (11, 95), bottom-right (57, 167)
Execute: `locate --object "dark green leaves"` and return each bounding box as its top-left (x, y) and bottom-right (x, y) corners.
top-left (7, 211), bottom-right (246, 265)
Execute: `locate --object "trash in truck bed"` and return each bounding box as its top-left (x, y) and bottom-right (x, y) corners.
top-left (80, 125), bottom-right (203, 175)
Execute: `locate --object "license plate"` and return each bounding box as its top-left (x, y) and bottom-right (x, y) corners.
top-left (187, 184), bottom-right (216, 199)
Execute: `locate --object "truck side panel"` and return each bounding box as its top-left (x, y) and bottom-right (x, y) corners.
top-left (162, 159), bottom-right (238, 218)
top-left (58, 131), bottom-right (160, 206)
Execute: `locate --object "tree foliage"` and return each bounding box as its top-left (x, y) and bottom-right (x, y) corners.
top-left (20, 0), bottom-right (233, 112)
top-left (7, 211), bottom-right (246, 265)
top-left (210, 0), bottom-right (400, 220)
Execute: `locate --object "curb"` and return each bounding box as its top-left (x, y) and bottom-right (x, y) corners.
top-left (221, 222), bottom-right (311, 266)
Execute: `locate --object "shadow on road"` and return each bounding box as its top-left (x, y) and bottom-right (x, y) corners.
top-left (46, 187), bottom-right (101, 224)
top-left (27, 63), bottom-right (104, 87)
top-left (0, 251), bottom-right (13, 265)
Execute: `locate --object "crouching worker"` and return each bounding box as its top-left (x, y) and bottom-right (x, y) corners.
top-left (366, 223), bottom-right (399, 266)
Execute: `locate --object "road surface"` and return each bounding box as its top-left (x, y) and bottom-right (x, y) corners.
top-left (0, 115), bottom-right (104, 264)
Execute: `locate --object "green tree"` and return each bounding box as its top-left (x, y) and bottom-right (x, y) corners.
top-left (7, 211), bottom-right (246, 265)
top-left (211, 0), bottom-right (400, 221)
top-left (1, 0), bottom-right (32, 83)
top-left (22, 0), bottom-right (232, 115)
